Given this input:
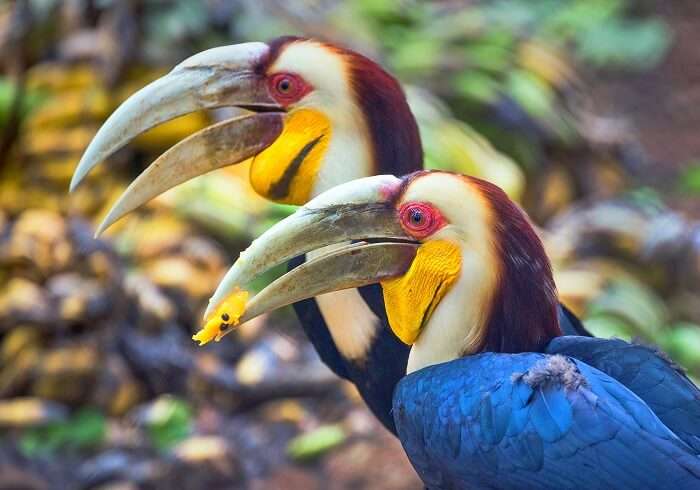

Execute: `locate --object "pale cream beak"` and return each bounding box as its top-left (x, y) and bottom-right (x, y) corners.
top-left (205, 175), bottom-right (419, 333)
top-left (70, 42), bottom-right (287, 236)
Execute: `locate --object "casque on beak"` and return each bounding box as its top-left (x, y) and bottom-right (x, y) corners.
top-left (70, 42), bottom-right (285, 235)
top-left (200, 175), bottom-right (418, 342)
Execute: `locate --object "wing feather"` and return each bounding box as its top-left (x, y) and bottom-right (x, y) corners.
top-left (393, 353), bottom-right (700, 489)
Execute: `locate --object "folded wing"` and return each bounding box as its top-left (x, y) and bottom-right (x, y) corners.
top-left (547, 335), bottom-right (700, 453)
top-left (393, 352), bottom-right (700, 489)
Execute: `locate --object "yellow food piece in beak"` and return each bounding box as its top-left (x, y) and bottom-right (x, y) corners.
top-left (193, 288), bottom-right (249, 346)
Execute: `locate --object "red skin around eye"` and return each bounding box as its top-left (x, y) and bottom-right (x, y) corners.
top-left (268, 73), bottom-right (312, 106)
top-left (398, 202), bottom-right (447, 239)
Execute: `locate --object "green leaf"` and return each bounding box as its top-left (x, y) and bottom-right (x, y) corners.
top-left (478, 1), bottom-right (537, 30)
top-left (391, 38), bottom-right (441, 75)
top-left (543, 0), bottom-right (623, 38)
top-left (286, 425), bottom-right (346, 462)
top-left (581, 314), bottom-right (635, 340)
top-left (144, 396), bottom-right (193, 452)
top-left (144, 0), bottom-right (210, 46)
top-left (660, 324), bottom-right (700, 371)
top-left (576, 19), bottom-right (671, 69)
top-left (0, 79), bottom-right (47, 130)
top-left (247, 262), bottom-right (289, 294)
top-left (354, 0), bottom-right (400, 18)
top-left (452, 72), bottom-right (500, 104)
top-left (586, 279), bottom-right (668, 339)
top-left (18, 408), bottom-right (106, 457)
top-left (624, 187), bottom-right (667, 214)
top-left (463, 41), bottom-right (513, 73)
top-left (66, 409), bottom-right (106, 448)
top-left (506, 70), bottom-right (555, 121)
top-left (679, 164), bottom-right (700, 194)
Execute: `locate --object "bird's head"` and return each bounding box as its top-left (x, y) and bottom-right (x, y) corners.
top-left (206, 171), bottom-right (561, 373)
top-left (70, 36), bottom-right (421, 235)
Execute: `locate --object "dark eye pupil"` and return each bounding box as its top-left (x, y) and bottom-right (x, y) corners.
top-left (411, 209), bottom-right (423, 224)
top-left (279, 79), bottom-right (291, 92)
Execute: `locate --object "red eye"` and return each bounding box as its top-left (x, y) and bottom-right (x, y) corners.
top-left (277, 77), bottom-right (292, 93)
top-left (406, 206), bottom-right (430, 230)
top-left (268, 73), bottom-right (311, 106)
top-left (399, 202), bottom-right (445, 238)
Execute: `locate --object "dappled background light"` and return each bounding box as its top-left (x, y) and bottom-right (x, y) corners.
top-left (0, 1), bottom-right (699, 488)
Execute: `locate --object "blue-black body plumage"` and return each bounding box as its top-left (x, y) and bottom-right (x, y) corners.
top-left (393, 350), bottom-right (700, 489)
top-left (291, 257), bottom-right (587, 435)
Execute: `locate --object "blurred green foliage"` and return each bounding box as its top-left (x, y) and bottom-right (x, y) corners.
top-left (122, 0), bottom-right (671, 156)
top-left (143, 396), bottom-right (193, 452)
top-left (585, 278), bottom-right (700, 382)
top-left (5, 0), bottom-right (673, 180)
top-left (19, 408), bottom-right (106, 457)
top-left (586, 279), bottom-right (667, 339)
top-left (478, 0), bottom-right (671, 69)
top-left (286, 424), bottom-right (346, 463)
top-left (662, 325), bottom-right (700, 375)
top-left (679, 164), bottom-right (700, 194)
top-left (0, 78), bottom-right (45, 131)
top-left (335, 0), bottom-right (672, 163)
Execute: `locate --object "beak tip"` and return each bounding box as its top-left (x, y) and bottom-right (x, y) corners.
top-left (70, 156), bottom-right (93, 192)
top-left (68, 177), bottom-right (80, 193)
top-left (94, 220), bottom-right (109, 239)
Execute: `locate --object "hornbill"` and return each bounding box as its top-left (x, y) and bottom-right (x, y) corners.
top-left (208, 171), bottom-right (700, 489)
top-left (71, 36), bottom-right (587, 433)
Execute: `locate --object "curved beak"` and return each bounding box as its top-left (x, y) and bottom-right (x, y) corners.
top-left (201, 175), bottom-right (418, 340)
top-left (70, 42), bottom-right (286, 235)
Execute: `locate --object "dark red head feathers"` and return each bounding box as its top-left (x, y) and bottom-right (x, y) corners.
top-left (345, 50), bottom-right (423, 176)
top-left (471, 177), bottom-right (562, 353)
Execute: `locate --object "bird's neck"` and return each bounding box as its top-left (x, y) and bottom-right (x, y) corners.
top-left (310, 114), bottom-right (375, 195)
top-left (478, 182), bottom-right (562, 354)
top-left (406, 245), bottom-right (496, 373)
top-left (312, 53), bottom-right (422, 198)
top-left (310, 109), bottom-right (422, 197)
top-left (349, 54), bottom-right (423, 178)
